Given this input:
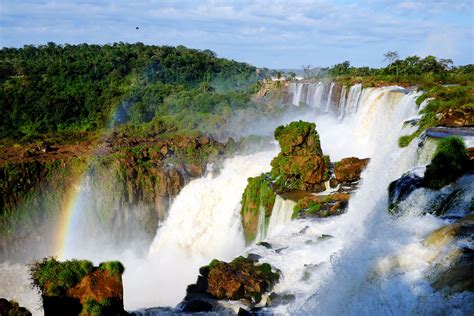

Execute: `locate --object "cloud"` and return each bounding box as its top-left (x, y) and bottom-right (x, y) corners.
top-left (0, 0), bottom-right (472, 67)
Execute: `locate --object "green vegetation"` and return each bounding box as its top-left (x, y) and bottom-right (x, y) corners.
top-left (423, 136), bottom-right (469, 189)
top-left (292, 198), bottom-right (321, 219)
top-left (270, 121), bottom-right (328, 192)
top-left (240, 173), bottom-right (276, 243)
top-left (0, 42), bottom-right (268, 142)
top-left (82, 298), bottom-right (117, 316)
top-left (29, 257), bottom-right (94, 296)
top-left (399, 85), bottom-right (473, 147)
top-left (98, 261), bottom-right (125, 280)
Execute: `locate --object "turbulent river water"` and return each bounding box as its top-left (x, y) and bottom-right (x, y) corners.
top-left (1, 82), bottom-right (473, 315)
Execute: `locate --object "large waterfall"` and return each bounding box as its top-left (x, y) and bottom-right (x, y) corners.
top-left (2, 81), bottom-right (472, 315)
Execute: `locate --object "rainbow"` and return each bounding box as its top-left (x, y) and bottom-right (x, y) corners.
top-left (53, 178), bottom-right (87, 259)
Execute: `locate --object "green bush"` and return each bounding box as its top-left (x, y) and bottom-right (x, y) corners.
top-left (423, 136), bottom-right (469, 189)
top-left (98, 261), bottom-right (125, 279)
top-left (29, 257), bottom-right (94, 296)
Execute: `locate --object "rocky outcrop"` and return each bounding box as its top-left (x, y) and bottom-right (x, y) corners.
top-left (183, 256), bottom-right (280, 309)
top-left (437, 108), bottom-right (474, 127)
top-left (388, 169), bottom-right (423, 214)
top-left (333, 157), bottom-right (370, 184)
top-left (0, 134), bottom-right (236, 261)
top-left (0, 298), bottom-right (31, 316)
top-left (291, 193), bottom-right (350, 218)
top-left (30, 258), bottom-right (126, 316)
top-left (240, 121), bottom-right (370, 242)
top-left (424, 215), bottom-right (474, 294)
top-left (270, 121), bottom-right (329, 193)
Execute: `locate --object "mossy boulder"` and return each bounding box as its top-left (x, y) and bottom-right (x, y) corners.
top-left (423, 136), bottom-right (470, 189)
top-left (271, 121), bottom-right (329, 192)
top-left (240, 173), bottom-right (276, 244)
top-left (424, 214), bottom-right (474, 294)
top-left (334, 157), bottom-right (370, 184)
top-left (273, 121), bottom-right (322, 156)
top-left (188, 256), bottom-right (280, 304)
top-left (29, 258), bottom-right (126, 316)
top-left (292, 193), bottom-right (349, 219)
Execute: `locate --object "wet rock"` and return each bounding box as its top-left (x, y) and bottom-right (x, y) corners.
top-left (257, 242), bottom-right (272, 249)
top-left (266, 292), bottom-right (296, 307)
top-left (388, 169), bottom-right (423, 214)
top-left (292, 193), bottom-right (350, 218)
top-left (0, 298), bottom-right (31, 316)
top-left (180, 300), bottom-right (213, 313)
top-left (437, 107), bottom-right (474, 127)
top-left (424, 214), bottom-right (474, 294)
top-left (334, 157), bottom-right (370, 184)
top-left (186, 257), bottom-right (280, 304)
top-left (247, 253), bottom-right (263, 262)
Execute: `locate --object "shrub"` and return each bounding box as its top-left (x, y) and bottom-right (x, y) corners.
top-left (29, 257), bottom-right (94, 296)
top-left (98, 261), bottom-right (125, 279)
top-left (423, 136), bottom-right (469, 189)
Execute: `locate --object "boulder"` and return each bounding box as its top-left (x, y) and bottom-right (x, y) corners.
top-left (388, 169), bottom-right (423, 214)
top-left (29, 258), bottom-right (126, 316)
top-left (334, 157), bottom-right (370, 183)
top-left (424, 215), bottom-right (474, 294)
top-left (437, 107), bottom-right (474, 127)
top-left (292, 193), bottom-right (350, 219)
top-left (186, 256), bottom-right (280, 304)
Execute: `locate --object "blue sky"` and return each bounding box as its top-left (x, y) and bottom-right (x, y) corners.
top-left (1, 0), bottom-right (473, 68)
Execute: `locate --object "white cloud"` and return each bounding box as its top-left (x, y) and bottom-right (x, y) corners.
top-left (0, 0), bottom-right (472, 67)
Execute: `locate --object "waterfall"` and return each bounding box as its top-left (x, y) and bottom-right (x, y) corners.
top-left (122, 150), bottom-right (277, 309)
top-left (267, 196), bottom-right (296, 238)
top-left (338, 85), bottom-right (347, 119)
top-left (324, 82), bottom-right (335, 113)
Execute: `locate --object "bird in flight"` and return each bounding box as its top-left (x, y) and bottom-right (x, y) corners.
top-left (136, 26), bottom-right (139, 30)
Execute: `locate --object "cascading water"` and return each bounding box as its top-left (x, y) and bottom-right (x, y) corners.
top-left (123, 150), bottom-right (277, 309)
top-left (244, 83), bottom-right (473, 315)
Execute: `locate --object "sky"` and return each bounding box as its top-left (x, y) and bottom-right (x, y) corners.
top-left (0, 0), bottom-right (473, 68)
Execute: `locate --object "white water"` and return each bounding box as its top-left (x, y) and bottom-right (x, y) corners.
top-left (122, 150), bottom-right (277, 309)
top-left (267, 196), bottom-right (296, 238)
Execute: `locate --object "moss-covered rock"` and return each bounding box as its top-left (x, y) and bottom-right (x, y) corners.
top-left (423, 136), bottom-right (470, 189)
top-left (291, 193), bottom-right (350, 219)
top-left (187, 256), bottom-right (280, 304)
top-left (29, 258), bottom-right (126, 316)
top-left (240, 174), bottom-right (276, 244)
top-left (334, 157), bottom-right (370, 184)
top-left (270, 121), bottom-right (329, 192)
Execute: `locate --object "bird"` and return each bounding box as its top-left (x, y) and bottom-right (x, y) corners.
top-left (136, 26), bottom-right (139, 30)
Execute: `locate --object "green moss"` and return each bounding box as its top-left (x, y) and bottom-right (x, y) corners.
top-left (274, 121), bottom-right (322, 156)
top-left (292, 198), bottom-right (322, 219)
top-left (81, 298), bottom-right (116, 316)
top-left (98, 261), bottom-right (125, 280)
top-left (29, 258), bottom-right (94, 296)
top-left (423, 136), bottom-right (469, 189)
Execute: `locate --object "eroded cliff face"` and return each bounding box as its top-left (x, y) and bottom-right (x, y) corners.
top-left (0, 134), bottom-right (235, 261)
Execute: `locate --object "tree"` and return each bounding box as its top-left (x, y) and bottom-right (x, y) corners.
top-left (384, 51), bottom-right (399, 75)
top-left (383, 51), bottom-right (399, 64)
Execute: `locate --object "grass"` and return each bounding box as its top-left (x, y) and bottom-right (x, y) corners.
top-left (398, 85), bottom-right (473, 147)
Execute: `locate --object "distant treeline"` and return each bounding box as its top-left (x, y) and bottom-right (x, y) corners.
top-left (0, 42), bottom-right (268, 140)
top-left (328, 55), bottom-right (473, 77)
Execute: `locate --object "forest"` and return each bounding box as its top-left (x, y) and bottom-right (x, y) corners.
top-left (0, 42), bottom-right (267, 142)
